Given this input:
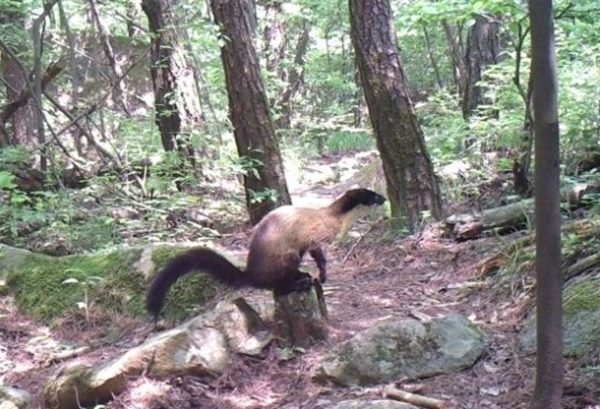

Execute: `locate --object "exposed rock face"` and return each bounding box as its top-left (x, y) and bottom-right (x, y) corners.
top-left (0, 385), bottom-right (32, 409)
top-left (314, 313), bottom-right (486, 386)
top-left (44, 298), bottom-right (272, 409)
top-left (520, 276), bottom-right (600, 356)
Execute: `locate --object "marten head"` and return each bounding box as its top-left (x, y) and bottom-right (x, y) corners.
top-left (334, 188), bottom-right (386, 214)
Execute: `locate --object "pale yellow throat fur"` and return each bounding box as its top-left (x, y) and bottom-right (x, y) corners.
top-left (332, 204), bottom-right (372, 239)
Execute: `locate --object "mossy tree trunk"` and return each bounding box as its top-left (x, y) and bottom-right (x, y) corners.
top-left (349, 0), bottom-right (444, 230)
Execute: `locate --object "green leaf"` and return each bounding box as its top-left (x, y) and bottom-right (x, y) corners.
top-left (0, 171), bottom-right (16, 190)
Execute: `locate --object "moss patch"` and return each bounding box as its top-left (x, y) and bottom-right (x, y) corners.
top-left (564, 277), bottom-right (600, 317)
top-left (2, 244), bottom-right (227, 324)
top-left (148, 246), bottom-right (225, 321)
top-left (6, 248), bottom-right (142, 322)
top-left (149, 245), bottom-right (247, 321)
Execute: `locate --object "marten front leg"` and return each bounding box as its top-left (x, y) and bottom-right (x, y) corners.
top-left (309, 246), bottom-right (327, 284)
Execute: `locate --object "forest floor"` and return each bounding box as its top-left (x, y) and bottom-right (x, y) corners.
top-left (1, 154), bottom-right (599, 409)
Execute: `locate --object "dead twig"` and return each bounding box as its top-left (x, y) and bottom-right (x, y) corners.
top-left (342, 217), bottom-right (384, 263)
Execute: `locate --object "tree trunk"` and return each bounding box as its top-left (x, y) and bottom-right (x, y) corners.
top-left (529, 0), bottom-right (563, 407)
top-left (89, 0), bottom-right (129, 113)
top-left (31, 12), bottom-right (48, 172)
top-left (274, 18), bottom-right (310, 130)
top-left (442, 20), bottom-right (467, 99)
top-left (211, 0), bottom-right (291, 224)
top-left (422, 24), bottom-right (444, 89)
top-left (263, 0), bottom-right (287, 80)
top-left (141, 0), bottom-right (203, 168)
top-left (349, 0), bottom-right (444, 230)
top-left (0, 8), bottom-right (39, 146)
top-left (513, 22), bottom-right (535, 181)
top-left (273, 284), bottom-right (328, 347)
top-left (462, 14), bottom-right (500, 118)
top-left (126, 0), bottom-right (142, 38)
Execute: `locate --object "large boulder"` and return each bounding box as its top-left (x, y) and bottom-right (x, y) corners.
top-left (314, 313), bottom-right (486, 386)
top-left (520, 276), bottom-right (600, 356)
top-left (44, 298), bottom-right (272, 409)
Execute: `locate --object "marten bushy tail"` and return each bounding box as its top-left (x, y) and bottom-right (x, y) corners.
top-left (146, 247), bottom-right (248, 319)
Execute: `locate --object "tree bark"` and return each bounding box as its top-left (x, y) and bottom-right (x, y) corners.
top-left (211, 0), bottom-right (291, 224)
top-left (529, 0), bottom-right (563, 407)
top-left (422, 24), bottom-right (444, 89)
top-left (89, 0), bottom-right (129, 113)
top-left (263, 0), bottom-right (287, 80)
top-left (462, 14), bottom-right (501, 118)
top-left (0, 7), bottom-right (39, 146)
top-left (273, 284), bottom-right (328, 347)
top-left (274, 18), bottom-right (310, 130)
top-left (141, 0), bottom-right (203, 168)
top-left (349, 0), bottom-right (444, 229)
top-left (442, 20), bottom-right (467, 99)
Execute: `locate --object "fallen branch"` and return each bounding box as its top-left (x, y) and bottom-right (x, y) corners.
top-left (384, 385), bottom-right (446, 409)
top-left (565, 253), bottom-right (600, 281)
top-left (447, 181), bottom-right (600, 240)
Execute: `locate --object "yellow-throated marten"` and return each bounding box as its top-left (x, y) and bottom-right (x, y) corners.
top-left (146, 188), bottom-right (386, 318)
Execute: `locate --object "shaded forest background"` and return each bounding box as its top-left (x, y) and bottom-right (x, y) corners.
top-left (1, 0), bottom-right (599, 252)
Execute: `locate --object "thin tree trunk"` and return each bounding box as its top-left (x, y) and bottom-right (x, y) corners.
top-left (32, 16), bottom-right (47, 171)
top-left (422, 24), bottom-right (443, 89)
top-left (274, 18), bottom-right (310, 130)
top-left (263, 0), bottom-right (287, 80)
top-left (462, 14), bottom-right (500, 118)
top-left (126, 0), bottom-right (142, 38)
top-left (349, 0), bottom-right (443, 229)
top-left (513, 21), bottom-right (535, 189)
top-left (529, 0), bottom-right (563, 407)
top-left (57, 0), bottom-right (84, 155)
top-left (211, 0), bottom-right (291, 224)
top-left (442, 20), bottom-right (467, 98)
top-left (89, 0), bottom-right (129, 113)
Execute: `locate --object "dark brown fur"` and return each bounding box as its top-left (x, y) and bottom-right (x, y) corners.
top-left (146, 188), bottom-right (385, 319)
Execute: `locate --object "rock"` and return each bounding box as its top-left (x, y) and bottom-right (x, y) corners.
top-left (213, 297), bottom-right (273, 355)
top-left (314, 313), bottom-right (486, 386)
top-left (325, 399), bottom-right (418, 409)
top-left (0, 385), bottom-right (32, 409)
top-left (44, 298), bottom-right (272, 409)
top-left (520, 276), bottom-right (600, 356)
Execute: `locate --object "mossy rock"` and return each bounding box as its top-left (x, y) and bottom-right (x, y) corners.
top-left (519, 276), bottom-right (600, 356)
top-left (0, 243), bottom-right (231, 324)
